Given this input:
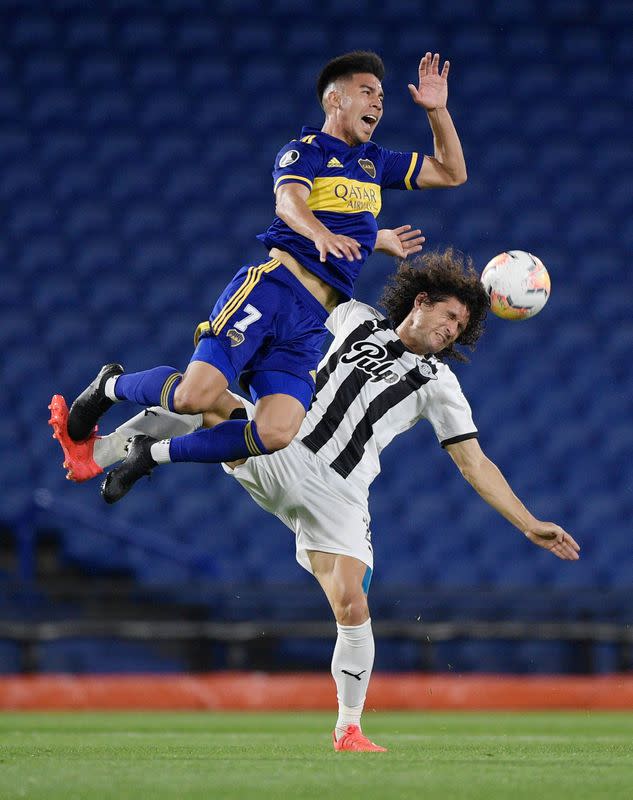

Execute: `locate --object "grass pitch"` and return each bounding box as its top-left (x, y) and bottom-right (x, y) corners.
top-left (0, 711), bottom-right (631, 800)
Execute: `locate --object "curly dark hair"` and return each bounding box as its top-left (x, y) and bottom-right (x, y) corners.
top-left (379, 248), bottom-right (489, 362)
top-left (317, 51), bottom-right (385, 108)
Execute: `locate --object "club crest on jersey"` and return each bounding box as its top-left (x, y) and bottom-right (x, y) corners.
top-left (416, 359), bottom-right (438, 381)
top-left (226, 328), bottom-right (245, 347)
top-left (358, 158), bottom-right (376, 178)
top-left (279, 149), bottom-right (300, 168)
top-left (340, 341), bottom-right (399, 384)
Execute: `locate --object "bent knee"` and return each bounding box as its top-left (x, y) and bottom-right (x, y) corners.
top-left (173, 383), bottom-right (213, 414)
top-left (255, 419), bottom-right (301, 452)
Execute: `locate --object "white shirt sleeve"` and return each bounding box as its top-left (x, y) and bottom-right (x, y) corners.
top-left (423, 365), bottom-right (478, 446)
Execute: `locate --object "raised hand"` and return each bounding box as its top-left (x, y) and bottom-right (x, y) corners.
top-left (375, 225), bottom-right (425, 258)
top-left (524, 522), bottom-right (580, 560)
top-left (408, 52), bottom-right (449, 111)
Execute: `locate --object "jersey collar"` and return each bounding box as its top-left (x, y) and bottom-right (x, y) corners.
top-left (300, 126), bottom-right (371, 151)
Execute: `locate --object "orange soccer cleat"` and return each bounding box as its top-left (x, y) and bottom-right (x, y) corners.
top-left (48, 394), bottom-right (103, 482)
top-left (332, 724), bottom-right (387, 753)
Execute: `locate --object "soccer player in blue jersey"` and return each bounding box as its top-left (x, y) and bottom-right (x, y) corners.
top-left (64, 51), bottom-right (467, 499)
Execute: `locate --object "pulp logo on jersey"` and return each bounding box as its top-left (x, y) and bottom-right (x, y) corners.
top-left (226, 328), bottom-right (245, 347)
top-left (279, 149), bottom-right (300, 168)
top-left (358, 159), bottom-right (376, 178)
top-left (340, 341), bottom-right (399, 384)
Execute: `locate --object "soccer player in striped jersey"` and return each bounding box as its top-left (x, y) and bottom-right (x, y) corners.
top-left (61, 50), bottom-right (467, 480)
top-left (50, 249), bottom-right (580, 752)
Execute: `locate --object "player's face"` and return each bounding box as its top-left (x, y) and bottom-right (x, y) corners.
top-left (404, 295), bottom-right (470, 355)
top-left (336, 73), bottom-right (384, 144)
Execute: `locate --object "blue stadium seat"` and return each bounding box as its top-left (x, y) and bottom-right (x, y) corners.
top-left (0, 641), bottom-right (23, 673)
top-left (546, 0), bottom-right (594, 22)
top-left (39, 639), bottom-right (185, 673)
top-left (94, 132), bottom-right (142, 168)
top-left (560, 27), bottom-right (603, 60)
top-left (69, 24), bottom-right (115, 54)
top-left (504, 27), bottom-right (549, 59)
top-left (21, 53), bottom-right (67, 87)
top-left (489, 0), bottom-right (533, 22)
top-left (450, 28), bottom-right (496, 60)
top-left (10, 15), bottom-right (57, 47)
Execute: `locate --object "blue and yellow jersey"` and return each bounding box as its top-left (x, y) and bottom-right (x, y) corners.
top-left (257, 126), bottom-right (423, 300)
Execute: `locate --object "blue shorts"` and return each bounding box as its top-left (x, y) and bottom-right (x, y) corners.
top-left (192, 257), bottom-right (329, 409)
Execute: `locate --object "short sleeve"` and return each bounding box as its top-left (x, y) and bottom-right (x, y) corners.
top-left (380, 148), bottom-right (423, 190)
top-left (423, 368), bottom-right (478, 446)
top-left (272, 140), bottom-right (324, 194)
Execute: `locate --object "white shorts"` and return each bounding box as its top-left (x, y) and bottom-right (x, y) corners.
top-left (224, 441), bottom-right (374, 578)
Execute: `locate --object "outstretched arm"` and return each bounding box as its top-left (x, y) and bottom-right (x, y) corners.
top-left (409, 52), bottom-right (467, 189)
top-left (445, 438), bottom-right (580, 560)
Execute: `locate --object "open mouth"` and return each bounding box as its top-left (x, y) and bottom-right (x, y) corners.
top-left (361, 114), bottom-right (378, 128)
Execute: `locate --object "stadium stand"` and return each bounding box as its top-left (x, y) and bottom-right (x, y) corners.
top-left (1, 0), bottom-right (631, 673)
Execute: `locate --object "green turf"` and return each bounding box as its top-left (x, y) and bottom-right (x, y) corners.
top-left (0, 711), bottom-right (631, 799)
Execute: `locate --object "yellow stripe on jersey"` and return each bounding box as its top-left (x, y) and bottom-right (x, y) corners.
top-left (193, 320), bottom-right (210, 347)
top-left (404, 153), bottom-right (419, 190)
top-left (301, 134), bottom-right (317, 144)
top-left (244, 421), bottom-right (262, 456)
top-left (274, 174), bottom-right (313, 193)
top-left (211, 258), bottom-right (280, 335)
top-left (307, 177), bottom-right (382, 217)
top-left (160, 371), bottom-right (182, 409)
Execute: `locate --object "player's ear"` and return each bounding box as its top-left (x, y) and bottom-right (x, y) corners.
top-left (415, 292), bottom-right (430, 307)
top-left (325, 88), bottom-right (341, 110)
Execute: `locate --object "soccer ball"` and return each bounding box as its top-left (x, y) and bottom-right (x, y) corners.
top-left (481, 250), bottom-right (551, 320)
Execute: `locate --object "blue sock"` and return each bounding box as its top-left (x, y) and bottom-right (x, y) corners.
top-left (169, 420), bottom-right (269, 463)
top-left (114, 366), bottom-right (182, 410)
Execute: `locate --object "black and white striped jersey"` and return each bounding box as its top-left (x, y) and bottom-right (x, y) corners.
top-left (299, 299), bottom-right (478, 494)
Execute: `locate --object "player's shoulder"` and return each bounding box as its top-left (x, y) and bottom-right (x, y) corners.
top-left (275, 140), bottom-right (319, 167)
top-left (275, 130), bottom-right (327, 170)
top-left (327, 298), bottom-right (383, 334)
top-left (426, 355), bottom-right (466, 394)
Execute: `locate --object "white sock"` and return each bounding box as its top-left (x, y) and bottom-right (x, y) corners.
top-left (331, 618), bottom-right (374, 740)
top-left (93, 431), bottom-right (128, 468)
top-left (93, 408), bottom-right (202, 468)
top-left (149, 439), bottom-right (172, 464)
top-left (104, 376), bottom-right (120, 402)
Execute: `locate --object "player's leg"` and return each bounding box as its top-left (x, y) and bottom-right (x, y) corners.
top-left (102, 390), bottom-right (246, 467)
top-left (224, 434), bottom-right (385, 750)
top-left (165, 262), bottom-right (325, 459)
top-left (50, 391), bottom-right (246, 482)
top-left (64, 259), bottom-right (282, 442)
top-left (66, 355), bottom-right (230, 443)
top-left (101, 377), bottom-right (309, 504)
top-left (308, 551), bottom-right (386, 752)
top-left (100, 265), bottom-right (326, 502)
